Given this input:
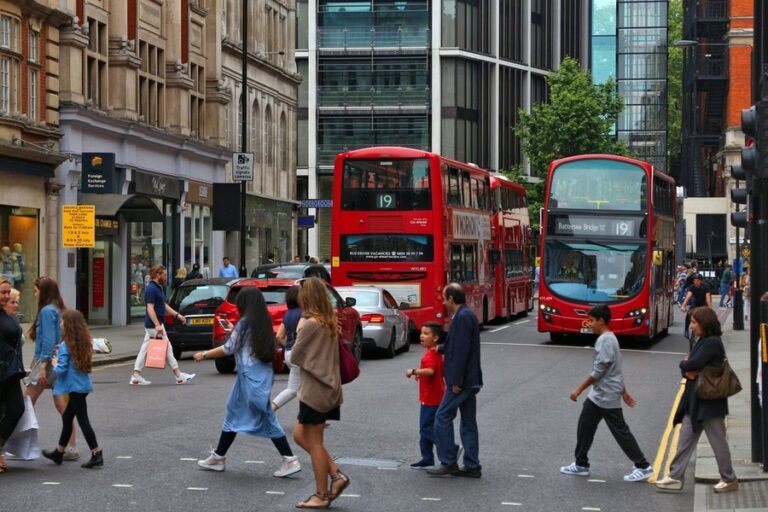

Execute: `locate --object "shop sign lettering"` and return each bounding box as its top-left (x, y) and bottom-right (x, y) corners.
top-left (452, 211), bottom-right (491, 240)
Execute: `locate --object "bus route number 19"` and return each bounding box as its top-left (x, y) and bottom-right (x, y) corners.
top-left (614, 220), bottom-right (633, 237)
top-left (377, 193), bottom-right (396, 209)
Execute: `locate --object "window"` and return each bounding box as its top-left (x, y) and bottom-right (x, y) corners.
top-left (85, 18), bottom-right (107, 109)
top-left (138, 39), bottom-right (166, 127)
top-left (0, 14), bottom-right (19, 114)
top-left (28, 30), bottom-right (38, 62)
top-left (28, 69), bottom-right (37, 119)
top-left (189, 62), bottom-right (205, 138)
top-left (450, 243), bottom-right (477, 282)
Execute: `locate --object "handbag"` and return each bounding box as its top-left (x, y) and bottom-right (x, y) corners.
top-left (338, 338), bottom-right (360, 384)
top-left (27, 358), bottom-right (56, 388)
top-left (4, 395), bottom-right (41, 460)
top-left (145, 335), bottom-right (168, 369)
top-left (696, 357), bottom-right (742, 400)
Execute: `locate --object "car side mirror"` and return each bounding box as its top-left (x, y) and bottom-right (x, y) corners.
top-left (344, 297), bottom-right (357, 307)
top-left (399, 302), bottom-right (410, 310)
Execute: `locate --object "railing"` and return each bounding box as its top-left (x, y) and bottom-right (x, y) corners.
top-left (318, 26), bottom-right (430, 49)
top-left (317, 85), bottom-right (430, 108)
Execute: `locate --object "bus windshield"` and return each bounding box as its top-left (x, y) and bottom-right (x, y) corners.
top-left (543, 240), bottom-right (647, 303)
top-left (548, 159), bottom-right (648, 211)
top-left (341, 158), bottom-right (432, 210)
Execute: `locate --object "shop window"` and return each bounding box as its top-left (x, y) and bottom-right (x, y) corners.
top-left (0, 206), bottom-right (38, 322)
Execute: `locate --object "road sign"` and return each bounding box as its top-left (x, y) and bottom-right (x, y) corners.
top-left (233, 152), bottom-right (254, 181)
top-left (299, 199), bottom-right (333, 208)
top-left (62, 205), bottom-right (95, 248)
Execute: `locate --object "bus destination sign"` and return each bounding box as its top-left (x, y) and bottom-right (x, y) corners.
top-left (551, 215), bottom-right (641, 238)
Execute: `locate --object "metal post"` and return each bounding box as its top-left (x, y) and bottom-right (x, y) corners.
top-left (734, 199), bottom-right (744, 330)
top-left (239, 0), bottom-right (248, 278)
top-left (761, 296), bottom-right (768, 470)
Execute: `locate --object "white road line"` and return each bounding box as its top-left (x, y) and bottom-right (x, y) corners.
top-left (517, 474), bottom-right (535, 478)
top-left (513, 320), bottom-right (531, 325)
top-left (501, 503), bottom-right (522, 507)
top-left (421, 497), bottom-right (441, 501)
top-left (377, 467), bottom-right (398, 470)
top-left (588, 479), bottom-right (606, 483)
top-left (42, 482), bottom-right (60, 485)
top-left (265, 491), bottom-right (285, 495)
top-left (244, 460), bottom-right (265, 464)
top-left (480, 341), bottom-right (686, 355)
top-left (180, 458), bottom-right (197, 461)
top-left (116, 456), bottom-right (133, 459)
top-left (187, 487), bottom-right (208, 491)
top-left (582, 508), bottom-right (601, 511)
top-left (112, 484), bottom-right (133, 488)
top-left (490, 326), bottom-right (509, 333)
top-left (341, 494), bottom-right (361, 498)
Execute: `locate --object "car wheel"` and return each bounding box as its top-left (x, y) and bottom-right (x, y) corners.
top-left (408, 321), bottom-right (420, 344)
top-left (402, 327), bottom-right (410, 352)
top-left (172, 346), bottom-right (182, 361)
top-left (385, 330), bottom-right (397, 359)
top-left (353, 329), bottom-right (363, 362)
top-left (215, 356), bottom-right (236, 374)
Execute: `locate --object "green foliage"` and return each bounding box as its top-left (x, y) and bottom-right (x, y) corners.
top-left (515, 57), bottom-right (629, 178)
top-left (503, 166), bottom-right (545, 230)
top-left (667, 0), bottom-right (683, 171)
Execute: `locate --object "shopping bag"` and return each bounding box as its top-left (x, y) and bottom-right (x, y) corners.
top-left (145, 336), bottom-right (168, 369)
top-left (92, 337), bottom-right (112, 354)
top-left (4, 395), bottom-right (41, 460)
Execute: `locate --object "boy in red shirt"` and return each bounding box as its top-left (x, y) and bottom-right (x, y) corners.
top-left (406, 321), bottom-right (445, 469)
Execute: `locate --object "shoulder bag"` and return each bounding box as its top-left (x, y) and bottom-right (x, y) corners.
top-left (338, 338), bottom-right (360, 384)
top-left (696, 356), bottom-right (742, 400)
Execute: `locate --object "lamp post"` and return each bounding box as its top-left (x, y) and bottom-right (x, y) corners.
top-left (239, 0), bottom-right (248, 278)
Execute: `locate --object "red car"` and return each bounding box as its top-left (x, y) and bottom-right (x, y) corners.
top-left (212, 278), bottom-right (363, 374)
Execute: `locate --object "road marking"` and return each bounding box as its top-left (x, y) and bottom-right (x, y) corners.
top-left (180, 457), bottom-right (197, 461)
top-left (513, 320), bottom-right (531, 325)
top-left (582, 508), bottom-right (601, 511)
top-left (341, 494), bottom-right (360, 498)
top-left (421, 497), bottom-right (441, 501)
top-left (650, 379), bottom-right (686, 483)
top-left (116, 456), bottom-right (133, 459)
top-left (517, 474), bottom-right (535, 478)
top-left (377, 466), bottom-right (398, 470)
top-left (480, 341), bottom-right (686, 356)
top-left (490, 326), bottom-right (509, 333)
top-left (265, 491), bottom-right (285, 495)
top-left (42, 482), bottom-right (60, 485)
top-left (113, 484), bottom-right (133, 488)
top-left (245, 460), bottom-right (265, 464)
top-left (187, 487), bottom-right (208, 491)
top-left (588, 479), bottom-right (606, 483)
top-left (501, 503), bottom-right (522, 507)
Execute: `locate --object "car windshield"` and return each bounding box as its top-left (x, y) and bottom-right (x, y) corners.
top-left (171, 285), bottom-right (228, 312)
top-left (341, 290), bottom-right (379, 307)
top-left (227, 286), bottom-right (289, 306)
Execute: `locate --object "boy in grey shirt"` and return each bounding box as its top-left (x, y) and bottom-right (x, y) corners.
top-left (560, 304), bottom-right (653, 482)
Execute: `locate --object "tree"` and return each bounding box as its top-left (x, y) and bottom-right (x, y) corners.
top-left (667, 0), bottom-right (683, 177)
top-left (514, 57), bottom-right (629, 178)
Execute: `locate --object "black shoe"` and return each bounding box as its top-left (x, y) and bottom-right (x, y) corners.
top-left (410, 459), bottom-right (435, 470)
top-left (456, 467), bottom-right (482, 478)
top-left (426, 463), bottom-right (459, 476)
top-left (42, 449), bottom-right (64, 465)
top-left (81, 451), bottom-right (103, 469)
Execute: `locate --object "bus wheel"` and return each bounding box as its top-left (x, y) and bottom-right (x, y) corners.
top-left (215, 356), bottom-right (236, 374)
top-left (408, 322), bottom-right (420, 344)
top-left (506, 294), bottom-right (513, 323)
top-left (550, 332), bottom-right (566, 343)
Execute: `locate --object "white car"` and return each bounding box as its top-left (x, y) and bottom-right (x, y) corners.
top-left (335, 285), bottom-right (410, 358)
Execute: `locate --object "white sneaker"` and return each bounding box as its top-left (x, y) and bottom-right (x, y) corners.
top-left (198, 452), bottom-right (225, 472)
top-left (560, 462), bottom-right (590, 476)
top-left (176, 372), bottom-right (196, 384)
top-left (273, 455), bottom-right (301, 478)
top-left (130, 375), bottom-right (151, 386)
top-left (623, 465), bottom-right (653, 482)
top-left (63, 445), bottom-right (80, 461)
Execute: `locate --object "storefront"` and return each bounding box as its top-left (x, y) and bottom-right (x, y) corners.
top-left (244, 195), bottom-right (296, 270)
top-left (185, 181), bottom-right (213, 278)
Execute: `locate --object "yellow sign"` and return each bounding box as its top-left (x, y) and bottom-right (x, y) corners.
top-left (62, 205), bottom-right (95, 248)
top-left (332, 256), bottom-right (340, 268)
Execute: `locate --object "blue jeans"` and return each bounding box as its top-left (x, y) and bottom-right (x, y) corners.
top-left (419, 404), bottom-right (438, 463)
top-left (719, 282), bottom-right (729, 306)
top-left (434, 387), bottom-right (481, 469)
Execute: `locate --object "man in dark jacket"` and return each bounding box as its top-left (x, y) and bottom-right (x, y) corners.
top-left (427, 283), bottom-right (483, 478)
top-left (185, 263), bottom-right (202, 281)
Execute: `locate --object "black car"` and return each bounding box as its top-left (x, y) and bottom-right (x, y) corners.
top-left (250, 263), bottom-right (331, 282)
top-left (166, 277), bottom-right (241, 360)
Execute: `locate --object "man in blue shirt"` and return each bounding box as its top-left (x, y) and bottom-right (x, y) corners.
top-left (219, 257), bottom-right (239, 278)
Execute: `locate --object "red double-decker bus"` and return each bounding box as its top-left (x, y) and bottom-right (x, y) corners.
top-left (537, 154), bottom-right (676, 342)
top-left (330, 146), bottom-right (531, 340)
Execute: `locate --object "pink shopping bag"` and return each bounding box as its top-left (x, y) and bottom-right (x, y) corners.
top-left (145, 336), bottom-right (167, 369)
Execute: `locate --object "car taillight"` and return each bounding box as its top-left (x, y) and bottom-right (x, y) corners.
top-left (360, 313), bottom-right (385, 324)
top-left (164, 314), bottom-right (175, 325)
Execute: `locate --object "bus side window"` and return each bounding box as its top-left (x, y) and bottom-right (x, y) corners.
top-left (446, 167), bottom-right (461, 205)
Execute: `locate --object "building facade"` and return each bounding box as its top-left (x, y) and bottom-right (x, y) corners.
top-left (297, 0), bottom-right (588, 259)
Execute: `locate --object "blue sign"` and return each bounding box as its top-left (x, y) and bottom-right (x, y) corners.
top-left (300, 199), bottom-right (333, 208)
top-left (297, 215), bottom-right (315, 228)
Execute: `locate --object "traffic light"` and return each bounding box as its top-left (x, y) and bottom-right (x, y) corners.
top-left (731, 104), bottom-right (760, 228)
top-left (731, 163), bottom-right (749, 227)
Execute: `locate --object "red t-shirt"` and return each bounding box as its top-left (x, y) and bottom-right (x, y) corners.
top-left (418, 348), bottom-right (445, 406)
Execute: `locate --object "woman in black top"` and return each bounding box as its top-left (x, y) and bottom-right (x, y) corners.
top-left (0, 277), bottom-right (25, 474)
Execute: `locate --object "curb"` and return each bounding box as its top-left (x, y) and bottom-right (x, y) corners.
top-left (93, 354), bottom-right (137, 367)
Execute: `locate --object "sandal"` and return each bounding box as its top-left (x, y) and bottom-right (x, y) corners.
top-left (296, 492), bottom-right (330, 509)
top-left (0, 463), bottom-right (7, 474)
top-left (329, 470), bottom-right (350, 502)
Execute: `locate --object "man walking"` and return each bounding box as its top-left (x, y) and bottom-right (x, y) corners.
top-left (427, 283), bottom-right (483, 478)
top-left (219, 257), bottom-right (239, 278)
top-left (130, 265), bottom-right (196, 385)
top-left (718, 265), bottom-right (732, 308)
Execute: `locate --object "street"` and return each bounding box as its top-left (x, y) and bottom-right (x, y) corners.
top-left (2, 315), bottom-right (694, 512)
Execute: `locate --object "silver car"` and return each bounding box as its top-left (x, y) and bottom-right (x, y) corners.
top-left (336, 285), bottom-right (410, 358)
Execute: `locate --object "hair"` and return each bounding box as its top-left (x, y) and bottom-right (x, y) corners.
top-left (690, 307), bottom-right (722, 337)
top-left (285, 285), bottom-right (300, 309)
top-left (29, 276), bottom-right (66, 341)
top-left (0, 276), bottom-right (9, 288)
top-left (588, 304), bottom-right (611, 324)
top-left (308, 256), bottom-right (319, 264)
top-left (444, 283), bottom-right (466, 304)
top-left (223, 256), bottom-right (230, 261)
top-left (421, 321), bottom-right (444, 343)
top-left (175, 267), bottom-right (188, 278)
top-left (61, 309), bottom-right (93, 373)
top-left (9, 288), bottom-right (19, 301)
top-left (235, 287), bottom-right (275, 363)
top-left (149, 265), bottom-right (166, 279)
top-left (298, 277), bottom-right (338, 337)
top-left (192, 263), bottom-right (200, 271)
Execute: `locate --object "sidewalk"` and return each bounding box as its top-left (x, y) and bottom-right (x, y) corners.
top-left (693, 309), bottom-right (768, 512)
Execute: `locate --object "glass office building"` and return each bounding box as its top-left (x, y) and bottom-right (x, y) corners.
top-left (297, 0), bottom-right (588, 258)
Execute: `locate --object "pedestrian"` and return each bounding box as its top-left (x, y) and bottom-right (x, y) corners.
top-left (219, 256), bottom-right (239, 278)
top-left (272, 285), bottom-right (301, 411)
top-left (406, 321), bottom-right (445, 470)
top-left (427, 282), bottom-right (483, 478)
top-left (192, 288), bottom-right (301, 477)
top-left (172, 266), bottom-right (187, 289)
top-left (741, 268), bottom-right (751, 320)
top-left (290, 277), bottom-right (348, 509)
top-left (25, 276), bottom-right (80, 459)
top-left (656, 307), bottom-right (738, 493)
top-left (130, 265), bottom-right (195, 386)
top-left (559, 304), bottom-right (653, 482)
top-left (0, 277), bottom-right (25, 474)
top-left (185, 263), bottom-right (202, 281)
top-left (719, 265), bottom-right (733, 308)
top-left (42, 310), bottom-right (103, 469)
top-left (680, 273), bottom-right (712, 340)
top-left (675, 264), bottom-right (688, 305)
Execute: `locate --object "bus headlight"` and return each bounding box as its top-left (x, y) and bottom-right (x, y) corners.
top-left (539, 303), bottom-right (560, 323)
top-left (625, 308), bottom-right (647, 326)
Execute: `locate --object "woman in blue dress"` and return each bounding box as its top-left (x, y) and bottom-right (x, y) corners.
top-left (193, 287), bottom-right (301, 478)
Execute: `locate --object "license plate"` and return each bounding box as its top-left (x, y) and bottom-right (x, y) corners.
top-left (188, 317), bottom-right (214, 326)
top-left (580, 328), bottom-right (592, 334)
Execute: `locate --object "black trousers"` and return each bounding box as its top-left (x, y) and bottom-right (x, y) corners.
top-left (574, 398), bottom-right (649, 468)
top-left (0, 376), bottom-right (24, 446)
top-left (59, 392), bottom-right (98, 450)
top-left (215, 431), bottom-right (293, 458)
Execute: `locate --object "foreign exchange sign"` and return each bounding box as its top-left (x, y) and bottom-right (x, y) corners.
top-left (62, 205), bottom-right (95, 248)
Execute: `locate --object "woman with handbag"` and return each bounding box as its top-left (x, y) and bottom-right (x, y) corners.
top-left (272, 285), bottom-right (302, 411)
top-left (290, 277), bottom-right (348, 509)
top-left (0, 277), bottom-right (25, 473)
top-left (656, 307), bottom-right (738, 493)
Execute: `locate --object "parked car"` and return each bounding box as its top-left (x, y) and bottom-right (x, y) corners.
top-left (334, 286), bottom-right (410, 358)
top-left (212, 278), bottom-right (363, 374)
top-left (250, 263), bottom-right (331, 282)
top-left (166, 278), bottom-right (241, 360)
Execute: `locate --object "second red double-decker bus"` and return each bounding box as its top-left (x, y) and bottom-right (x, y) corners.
top-left (330, 146), bottom-right (531, 339)
top-left (537, 154), bottom-right (676, 342)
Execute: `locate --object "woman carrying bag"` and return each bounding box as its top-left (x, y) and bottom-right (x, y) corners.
top-left (0, 277), bottom-right (25, 473)
top-left (656, 307), bottom-right (738, 493)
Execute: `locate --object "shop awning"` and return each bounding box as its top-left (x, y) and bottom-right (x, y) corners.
top-left (78, 193), bottom-right (164, 222)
